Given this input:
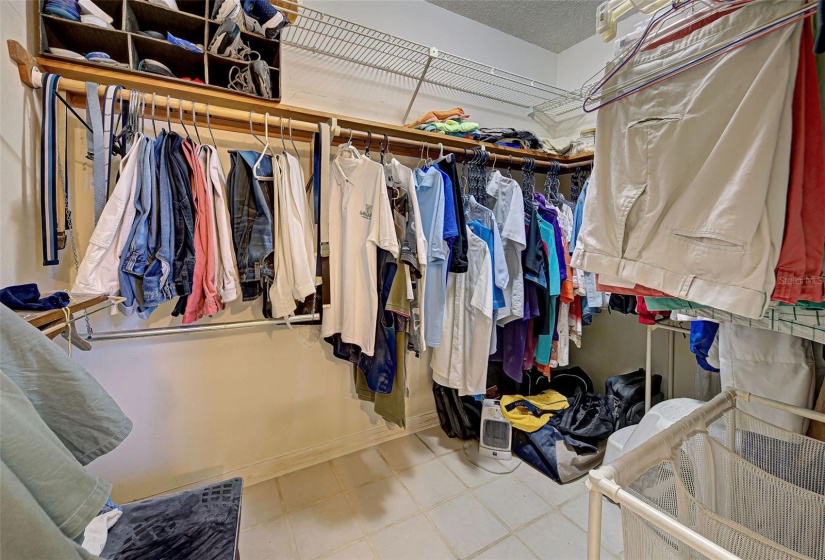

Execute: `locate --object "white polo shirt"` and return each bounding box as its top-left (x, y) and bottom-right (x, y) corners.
top-left (486, 171), bottom-right (526, 324)
top-left (321, 153), bottom-right (399, 356)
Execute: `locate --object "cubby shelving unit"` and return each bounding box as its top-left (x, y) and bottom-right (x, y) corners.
top-left (38, 0), bottom-right (281, 100)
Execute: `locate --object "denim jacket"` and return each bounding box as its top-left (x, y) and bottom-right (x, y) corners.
top-left (118, 136), bottom-right (153, 316)
top-left (227, 150), bottom-right (275, 301)
top-left (143, 131), bottom-right (178, 309)
top-left (168, 134), bottom-right (196, 301)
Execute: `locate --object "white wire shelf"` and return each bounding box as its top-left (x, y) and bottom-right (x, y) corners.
top-left (532, 88), bottom-right (588, 119)
top-left (277, 0), bottom-right (579, 122)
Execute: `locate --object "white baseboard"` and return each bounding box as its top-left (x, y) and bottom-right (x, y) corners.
top-left (153, 412), bottom-right (440, 496)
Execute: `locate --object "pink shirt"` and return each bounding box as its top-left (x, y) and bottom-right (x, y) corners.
top-left (182, 139), bottom-right (221, 324)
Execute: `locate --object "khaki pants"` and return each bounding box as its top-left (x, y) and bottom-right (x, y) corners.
top-left (572, 0), bottom-right (802, 319)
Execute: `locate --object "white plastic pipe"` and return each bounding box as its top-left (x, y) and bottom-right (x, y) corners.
top-left (588, 472), bottom-right (741, 560)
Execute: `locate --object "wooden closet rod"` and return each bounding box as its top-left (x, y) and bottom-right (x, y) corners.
top-left (46, 76), bottom-right (590, 170)
top-left (36, 75), bottom-right (322, 136)
top-left (332, 127), bottom-right (592, 170)
top-left (9, 41), bottom-right (593, 170)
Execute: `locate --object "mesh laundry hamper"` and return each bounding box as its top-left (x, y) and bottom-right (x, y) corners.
top-left (586, 389), bottom-right (825, 560)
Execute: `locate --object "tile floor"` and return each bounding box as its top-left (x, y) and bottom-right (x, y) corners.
top-left (239, 428), bottom-right (623, 560)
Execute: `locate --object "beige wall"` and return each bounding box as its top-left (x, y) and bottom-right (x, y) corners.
top-left (0, 0), bottom-right (557, 502)
top-left (10, 0), bottom-right (815, 505)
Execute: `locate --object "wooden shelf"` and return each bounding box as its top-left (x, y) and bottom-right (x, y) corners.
top-left (42, 14), bottom-right (131, 63)
top-left (38, 0), bottom-right (281, 101)
top-left (126, 0), bottom-right (207, 45)
top-left (38, 55), bottom-right (593, 172)
top-left (17, 294), bottom-right (109, 329)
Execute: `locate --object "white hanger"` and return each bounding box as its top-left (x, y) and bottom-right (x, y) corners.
top-left (335, 128), bottom-right (361, 159)
top-left (430, 142), bottom-right (453, 165)
top-left (253, 112), bottom-right (275, 181)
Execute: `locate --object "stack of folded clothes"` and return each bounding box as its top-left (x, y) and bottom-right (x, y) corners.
top-left (538, 136), bottom-right (576, 156)
top-left (418, 119), bottom-right (480, 138)
top-left (475, 128), bottom-right (542, 150)
top-left (405, 107), bottom-right (481, 138)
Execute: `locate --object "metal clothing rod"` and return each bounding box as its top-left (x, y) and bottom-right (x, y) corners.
top-left (87, 314), bottom-right (320, 341)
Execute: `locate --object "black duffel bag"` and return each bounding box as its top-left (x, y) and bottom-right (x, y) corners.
top-left (433, 382), bottom-right (481, 440)
top-left (554, 388), bottom-right (614, 444)
top-left (605, 369), bottom-right (663, 430)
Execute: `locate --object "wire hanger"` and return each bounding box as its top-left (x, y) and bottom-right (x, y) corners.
top-left (191, 102), bottom-right (202, 144)
top-left (460, 148), bottom-right (470, 197)
top-left (206, 103), bottom-right (217, 147)
top-left (417, 142), bottom-right (428, 169)
top-left (165, 95), bottom-right (172, 131)
top-left (249, 111), bottom-right (265, 146)
top-left (178, 98), bottom-right (191, 139)
top-left (151, 93), bottom-right (158, 137)
top-left (253, 113), bottom-right (276, 181)
top-left (584, 0), bottom-right (816, 112)
top-left (288, 118), bottom-right (300, 160)
top-left (139, 92), bottom-right (146, 136)
top-left (378, 134), bottom-right (386, 165)
top-left (279, 116), bottom-right (287, 154)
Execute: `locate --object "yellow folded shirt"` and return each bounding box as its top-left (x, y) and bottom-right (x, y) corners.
top-left (500, 390), bottom-right (569, 433)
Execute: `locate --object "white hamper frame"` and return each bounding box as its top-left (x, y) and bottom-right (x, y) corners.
top-left (586, 388), bottom-right (825, 560)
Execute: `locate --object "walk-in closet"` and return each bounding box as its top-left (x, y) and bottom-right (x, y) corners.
top-left (1, 0), bottom-right (824, 558)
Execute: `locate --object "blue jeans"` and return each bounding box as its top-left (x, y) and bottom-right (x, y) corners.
top-left (119, 136), bottom-right (153, 316)
top-left (227, 150), bottom-right (274, 301)
top-left (359, 248), bottom-right (398, 393)
top-left (167, 134), bottom-right (196, 301)
top-left (143, 131), bottom-right (177, 309)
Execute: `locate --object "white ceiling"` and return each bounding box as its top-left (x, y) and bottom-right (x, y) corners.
top-left (424, 0), bottom-right (603, 53)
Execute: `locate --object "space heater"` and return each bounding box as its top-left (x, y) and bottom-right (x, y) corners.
top-left (478, 399), bottom-right (512, 460)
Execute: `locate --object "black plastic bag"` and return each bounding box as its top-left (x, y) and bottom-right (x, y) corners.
top-left (554, 388), bottom-right (614, 443)
top-left (433, 382), bottom-right (481, 440)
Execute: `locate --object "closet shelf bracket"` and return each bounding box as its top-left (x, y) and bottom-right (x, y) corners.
top-left (7, 40), bottom-right (40, 89)
top-left (401, 47), bottom-right (439, 126)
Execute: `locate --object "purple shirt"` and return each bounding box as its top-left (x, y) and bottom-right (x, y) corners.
top-left (533, 193), bottom-right (567, 284)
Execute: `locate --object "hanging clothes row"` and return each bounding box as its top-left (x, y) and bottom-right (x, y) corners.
top-left (72, 93), bottom-right (316, 325)
top-left (320, 128), bottom-right (601, 408)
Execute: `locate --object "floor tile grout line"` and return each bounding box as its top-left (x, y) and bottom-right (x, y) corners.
top-left (419, 498), bottom-right (464, 559)
top-left (330, 447), bottom-right (395, 492)
top-left (468, 482), bottom-right (549, 536)
top-left (281, 510), bottom-right (299, 559)
top-left (556, 505), bottom-right (625, 557)
top-left (414, 430), bottom-right (464, 457)
top-left (329, 459), bottom-right (371, 548)
top-left (244, 457), bottom-right (583, 532)
top-left (243, 437), bottom-right (619, 559)
top-left (375, 439), bottom-right (437, 474)
top-left (315, 537), bottom-right (369, 560)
